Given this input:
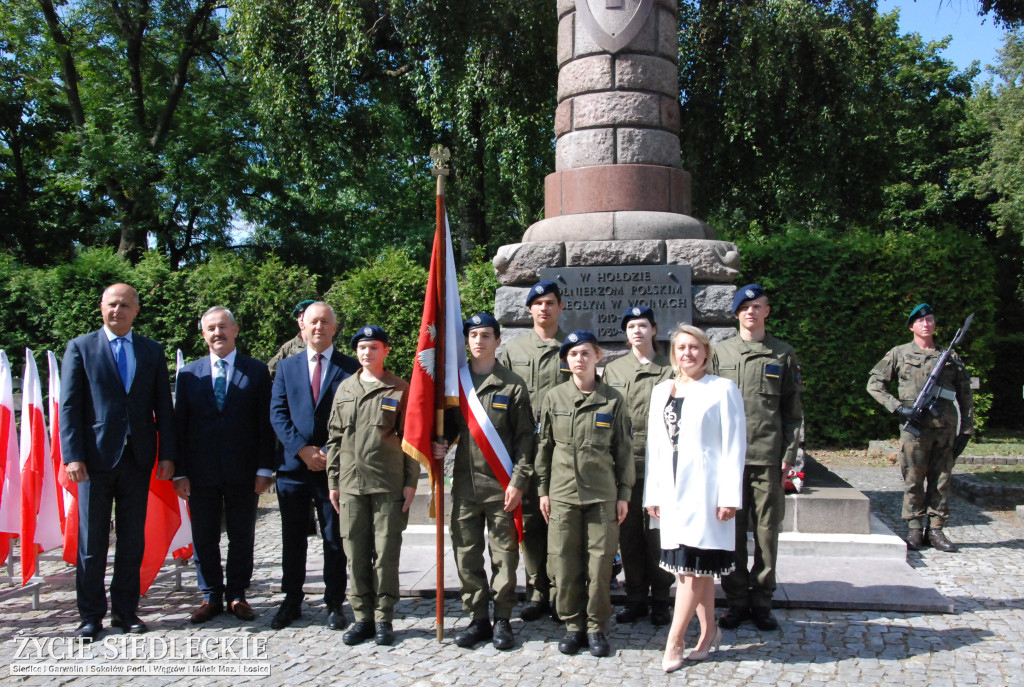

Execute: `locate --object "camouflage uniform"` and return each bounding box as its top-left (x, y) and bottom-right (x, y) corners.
top-left (867, 342), bottom-right (974, 529)
top-left (600, 352), bottom-right (674, 611)
top-left (712, 334), bottom-right (802, 612)
top-left (268, 334), bottom-right (306, 380)
top-left (497, 330), bottom-right (569, 606)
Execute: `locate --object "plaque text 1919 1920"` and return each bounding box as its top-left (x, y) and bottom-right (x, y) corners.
top-left (539, 265), bottom-right (692, 341)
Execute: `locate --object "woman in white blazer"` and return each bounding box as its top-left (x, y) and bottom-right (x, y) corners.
top-left (643, 324), bottom-right (746, 672)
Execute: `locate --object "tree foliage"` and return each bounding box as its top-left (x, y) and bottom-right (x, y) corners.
top-left (230, 0), bottom-right (555, 272)
top-left (737, 227), bottom-right (997, 444)
top-left (680, 1), bottom-right (978, 236)
top-left (0, 249), bottom-right (316, 369)
top-left (0, 0), bottom-right (256, 266)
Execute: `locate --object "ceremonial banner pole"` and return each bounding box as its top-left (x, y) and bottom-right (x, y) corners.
top-left (432, 152), bottom-right (449, 642)
top-left (404, 146), bottom-right (457, 642)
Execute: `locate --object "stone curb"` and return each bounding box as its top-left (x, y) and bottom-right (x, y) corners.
top-left (952, 471), bottom-right (1024, 509)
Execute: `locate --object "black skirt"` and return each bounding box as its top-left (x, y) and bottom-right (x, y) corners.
top-left (660, 545), bottom-right (735, 578)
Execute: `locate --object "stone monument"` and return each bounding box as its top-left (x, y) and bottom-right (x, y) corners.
top-left (494, 0), bottom-right (741, 349)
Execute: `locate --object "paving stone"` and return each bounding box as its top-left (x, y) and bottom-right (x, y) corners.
top-left (3, 466), bottom-right (1024, 685)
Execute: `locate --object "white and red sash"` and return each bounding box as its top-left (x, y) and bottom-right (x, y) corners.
top-left (457, 365), bottom-right (522, 541)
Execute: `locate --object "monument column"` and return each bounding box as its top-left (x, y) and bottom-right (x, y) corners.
top-left (494, 0), bottom-right (742, 347)
top-left (528, 0), bottom-right (706, 242)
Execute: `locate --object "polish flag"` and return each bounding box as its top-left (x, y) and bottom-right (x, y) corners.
top-left (0, 351), bottom-right (19, 565)
top-left (140, 461), bottom-right (183, 595)
top-left (49, 351), bottom-right (78, 565)
top-left (170, 349), bottom-right (192, 561)
top-left (19, 350), bottom-right (63, 584)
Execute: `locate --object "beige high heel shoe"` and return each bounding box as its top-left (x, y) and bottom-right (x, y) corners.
top-left (662, 644), bottom-right (685, 673)
top-left (685, 626), bottom-right (722, 661)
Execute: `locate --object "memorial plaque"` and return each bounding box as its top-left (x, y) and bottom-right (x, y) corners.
top-left (539, 265), bottom-right (692, 341)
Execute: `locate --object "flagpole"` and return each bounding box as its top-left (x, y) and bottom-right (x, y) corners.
top-left (431, 145), bottom-right (450, 642)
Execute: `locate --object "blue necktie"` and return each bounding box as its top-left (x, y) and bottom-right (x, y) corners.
top-left (214, 359), bottom-right (228, 411)
top-left (113, 337), bottom-right (129, 392)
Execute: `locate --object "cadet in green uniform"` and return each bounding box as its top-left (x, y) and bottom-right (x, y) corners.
top-left (601, 306), bottom-right (674, 626)
top-left (268, 299), bottom-right (315, 380)
top-left (432, 313), bottom-right (535, 650)
top-left (538, 331), bottom-right (634, 657)
top-left (867, 303), bottom-right (974, 552)
top-left (712, 284), bottom-right (802, 632)
top-left (326, 325), bottom-right (417, 647)
top-left (497, 280), bottom-right (570, 621)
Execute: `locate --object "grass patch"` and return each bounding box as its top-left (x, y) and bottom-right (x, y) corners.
top-left (968, 429), bottom-right (1024, 456)
top-left (957, 464), bottom-right (1024, 486)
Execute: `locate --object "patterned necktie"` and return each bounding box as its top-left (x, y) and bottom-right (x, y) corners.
top-left (113, 337), bottom-right (129, 392)
top-left (311, 353), bottom-right (323, 405)
top-left (214, 359), bottom-right (228, 411)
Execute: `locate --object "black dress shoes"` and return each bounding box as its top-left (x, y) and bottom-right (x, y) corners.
top-left (111, 613), bottom-right (147, 634)
top-left (327, 604), bottom-right (349, 630)
top-left (587, 632), bottom-right (611, 657)
top-left (614, 602), bottom-right (648, 623)
top-left (74, 621), bottom-right (102, 642)
top-left (751, 607), bottom-right (779, 631)
top-left (454, 618), bottom-right (493, 648)
top-left (557, 630), bottom-right (588, 655)
top-left (374, 621), bottom-right (395, 646)
top-left (650, 602), bottom-right (672, 626)
top-left (717, 606), bottom-right (750, 629)
top-left (519, 599), bottom-right (550, 622)
top-left (342, 621), bottom-right (375, 646)
top-left (492, 618), bottom-right (515, 650)
top-left (270, 597), bottom-right (303, 630)
top-left (191, 600), bottom-right (224, 624)
top-left (928, 528), bottom-right (958, 552)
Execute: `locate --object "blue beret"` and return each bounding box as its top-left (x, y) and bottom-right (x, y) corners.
top-left (907, 303), bottom-right (934, 326)
top-left (292, 299), bottom-right (316, 318)
top-left (559, 330), bottom-right (599, 359)
top-left (732, 284), bottom-right (766, 314)
top-left (350, 325), bottom-right (389, 350)
top-left (620, 305), bottom-right (656, 331)
top-left (526, 280), bottom-right (562, 307)
top-left (463, 312), bottom-right (501, 337)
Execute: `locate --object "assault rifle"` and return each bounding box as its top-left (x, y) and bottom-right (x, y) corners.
top-left (902, 312), bottom-right (974, 438)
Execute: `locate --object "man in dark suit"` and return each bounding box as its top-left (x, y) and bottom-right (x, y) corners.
top-left (173, 306), bottom-right (275, 624)
top-left (270, 301), bottom-right (358, 630)
top-left (60, 283), bottom-right (176, 640)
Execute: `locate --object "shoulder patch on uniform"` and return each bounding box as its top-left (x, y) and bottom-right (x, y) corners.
top-left (765, 364), bottom-right (781, 379)
top-left (559, 361), bottom-right (570, 374)
top-left (381, 396), bottom-right (399, 412)
top-left (491, 394), bottom-right (509, 410)
top-left (595, 413), bottom-right (613, 429)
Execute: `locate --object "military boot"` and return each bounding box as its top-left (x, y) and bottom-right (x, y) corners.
top-left (906, 528), bottom-right (926, 551)
top-left (928, 528), bottom-right (958, 553)
top-left (454, 618), bottom-right (493, 648)
top-left (492, 618), bottom-right (514, 650)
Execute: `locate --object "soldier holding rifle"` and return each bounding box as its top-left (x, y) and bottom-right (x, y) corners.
top-left (867, 304), bottom-right (975, 553)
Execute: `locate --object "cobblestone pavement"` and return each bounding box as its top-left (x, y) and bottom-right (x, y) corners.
top-left (1, 466), bottom-right (1022, 686)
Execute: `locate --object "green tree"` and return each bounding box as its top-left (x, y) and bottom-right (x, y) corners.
top-left (230, 0), bottom-right (555, 272)
top-left (679, 1), bottom-right (977, 236)
top-left (1, 0), bottom-right (257, 265)
top-left (967, 30), bottom-right (1024, 242)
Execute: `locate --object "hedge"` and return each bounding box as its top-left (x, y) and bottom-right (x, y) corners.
top-left (1, 247), bottom-right (500, 383)
top-left (733, 227), bottom-right (997, 445)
